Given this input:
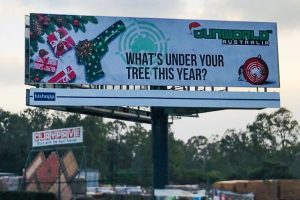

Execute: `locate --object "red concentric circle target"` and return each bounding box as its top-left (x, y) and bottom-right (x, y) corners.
top-left (243, 56), bottom-right (269, 85)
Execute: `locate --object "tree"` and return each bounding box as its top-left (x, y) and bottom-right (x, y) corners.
top-left (247, 112), bottom-right (276, 151)
top-left (1, 107), bottom-right (300, 184)
top-left (49, 111), bottom-right (67, 129)
top-left (0, 109), bottom-right (31, 173)
top-left (106, 120), bottom-right (127, 183)
top-left (81, 115), bottom-right (110, 180)
top-left (122, 123), bottom-right (152, 185)
top-left (249, 159), bottom-right (293, 179)
top-left (186, 135), bottom-right (209, 169)
top-left (169, 131), bottom-right (186, 184)
top-left (270, 108), bottom-right (299, 149)
top-left (24, 108), bottom-right (51, 132)
top-left (216, 129), bottom-right (252, 179)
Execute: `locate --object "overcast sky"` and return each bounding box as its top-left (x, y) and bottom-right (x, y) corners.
top-left (0, 0), bottom-right (299, 141)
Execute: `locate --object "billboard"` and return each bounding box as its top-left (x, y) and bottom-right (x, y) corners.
top-left (32, 127), bottom-right (83, 147)
top-left (27, 13), bottom-right (279, 88)
top-left (27, 88), bottom-right (280, 109)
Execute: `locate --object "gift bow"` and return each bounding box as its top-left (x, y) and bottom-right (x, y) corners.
top-left (63, 66), bottom-right (72, 75)
top-left (60, 76), bottom-right (71, 83)
top-left (60, 67), bottom-right (75, 82)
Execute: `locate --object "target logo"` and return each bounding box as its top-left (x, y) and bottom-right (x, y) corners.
top-left (117, 20), bottom-right (168, 68)
top-left (242, 55), bottom-right (269, 85)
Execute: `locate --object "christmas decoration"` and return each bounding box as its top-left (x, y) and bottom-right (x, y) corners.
top-left (38, 49), bottom-right (48, 57)
top-left (29, 14), bottom-right (98, 53)
top-left (75, 20), bottom-right (126, 82)
top-left (73, 19), bottom-right (80, 27)
top-left (36, 14), bottom-right (50, 26)
top-left (50, 15), bottom-right (98, 33)
top-left (189, 21), bottom-right (201, 34)
top-left (51, 15), bottom-right (66, 27)
top-left (47, 27), bottom-right (75, 57)
top-left (30, 68), bottom-right (47, 83)
top-left (33, 56), bottom-right (58, 73)
top-left (30, 14), bottom-right (56, 53)
top-left (31, 19), bottom-right (43, 36)
top-left (30, 49), bottom-right (57, 82)
top-left (48, 66), bottom-right (76, 83)
top-left (241, 55), bottom-right (269, 85)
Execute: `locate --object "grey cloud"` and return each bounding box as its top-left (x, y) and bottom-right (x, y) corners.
top-left (0, 59), bottom-right (24, 87)
top-left (20, 0), bottom-right (187, 18)
top-left (95, 0), bottom-right (187, 18)
top-left (19, 0), bottom-right (300, 32)
top-left (202, 0), bottom-right (300, 30)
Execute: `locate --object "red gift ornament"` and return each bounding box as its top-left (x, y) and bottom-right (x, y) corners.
top-left (47, 27), bottom-right (75, 57)
top-left (242, 55), bottom-right (269, 85)
top-left (48, 66), bottom-right (76, 83)
top-left (37, 14), bottom-right (50, 26)
top-left (73, 19), bottom-right (80, 27)
top-left (39, 49), bottom-right (48, 57)
top-left (33, 56), bottom-right (58, 73)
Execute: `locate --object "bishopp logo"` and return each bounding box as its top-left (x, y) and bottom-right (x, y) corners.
top-left (34, 92), bottom-right (56, 101)
top-left (117, 20), bottom-right (168, 68)
top-left (189, 21), bottom-right (272, 46)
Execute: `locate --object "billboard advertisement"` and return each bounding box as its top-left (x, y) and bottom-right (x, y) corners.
top-left (32, 126), bottom-right (83, 147)
top-left (27, 88), bottom-right (280, 109)
top-left (27, 13), bottom-right (279, 87)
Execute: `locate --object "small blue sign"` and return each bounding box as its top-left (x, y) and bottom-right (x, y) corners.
top-left (34, 92), bottom-right (56, 101)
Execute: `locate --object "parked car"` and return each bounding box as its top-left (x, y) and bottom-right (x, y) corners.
top-left (114, 185), bottom-right (144, 195)
top-left (96, 186), bottom-right (114, 194)
top-left (114, 185), bottom-right (128, 195)
top-left (126, 186), bottom-right (143, 195)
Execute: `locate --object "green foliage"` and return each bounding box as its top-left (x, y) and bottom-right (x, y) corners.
top-left (0, 107), bottom-right (299, 185)
top-left (248, 160), bottom-right (293, 179)
top-left (88, 16), bottom-right (99, 24)
top-left (168, 108), bottom-right (300, 183)
top-left (29, 14), bottom-right (99, 53)
top-left (0, 109), bottom-right (31, 173)
top-left (206, 170), bottom-right (224, 183)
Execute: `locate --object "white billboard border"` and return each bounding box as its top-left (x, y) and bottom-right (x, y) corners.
top-left (27, 88), bottom-right (280, 109)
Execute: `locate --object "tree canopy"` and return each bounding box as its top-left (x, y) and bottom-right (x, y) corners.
top-left (0, 107), bottom-right (299, 185)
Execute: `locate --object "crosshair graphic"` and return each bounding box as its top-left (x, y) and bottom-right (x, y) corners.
top-left (117, 20), bottom-right (169, 68)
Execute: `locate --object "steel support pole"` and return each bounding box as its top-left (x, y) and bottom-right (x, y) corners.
top-left (151, 106), bottom-right (169, 189)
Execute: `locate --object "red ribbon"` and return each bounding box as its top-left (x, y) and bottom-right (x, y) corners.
top-left (34, 57), bottom-right (57, 72)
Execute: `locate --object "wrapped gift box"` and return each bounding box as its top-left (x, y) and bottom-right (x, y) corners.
top-left (47, 27), bottom-right (75, 57)
top-left (48, 66), bottom-right (76, 83)
top-left (33, 56), bottom-right (58, 73)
